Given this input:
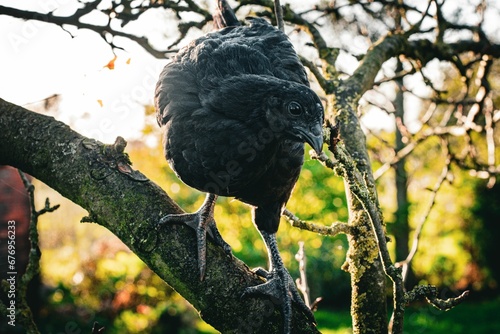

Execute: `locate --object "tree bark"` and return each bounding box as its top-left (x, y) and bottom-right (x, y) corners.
top-left (324, 35), bottom-right (412, 334)
top-left (0, 98), bottom-right (319, 333)
top-left (331, 87), bottom-right (388, 333)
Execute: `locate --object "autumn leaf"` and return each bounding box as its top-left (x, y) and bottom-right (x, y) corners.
top-left (104, 55), bottom-right (118, 70)
top-left (97, 99), bottom-right (103, 107)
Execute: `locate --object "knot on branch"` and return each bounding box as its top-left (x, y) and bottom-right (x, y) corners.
top-left (327, 122), bottom-right (341, 152)
top-left (82, 136), bottom-right (148, 182)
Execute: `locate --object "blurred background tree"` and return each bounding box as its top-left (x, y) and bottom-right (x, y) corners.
top-left (1, 0), bottom-right (500, 333)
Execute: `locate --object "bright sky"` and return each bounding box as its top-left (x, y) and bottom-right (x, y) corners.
top-left (0, 0), bottom-right (171, 144)
top-left (0, 0), bottom-right (385, 143)
top-left (2, 0), bottom-right (500, 143)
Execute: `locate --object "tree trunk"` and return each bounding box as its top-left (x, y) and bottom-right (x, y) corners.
top-left (319, 33), bottom-right (417, 334)
top-left (331, 82), bottom-right (388, 333)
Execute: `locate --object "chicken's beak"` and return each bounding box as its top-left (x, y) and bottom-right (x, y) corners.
top-left (297, 122), bottom-right (323, 154)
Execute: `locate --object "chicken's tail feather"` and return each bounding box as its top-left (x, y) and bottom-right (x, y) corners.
top-left (214, 0), bottom-right (240, 29)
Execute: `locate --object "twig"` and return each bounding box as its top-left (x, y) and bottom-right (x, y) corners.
top-left (91, 321), bottom-right (105, 333)
top-left (405, 285), bottom-right (469, 310)
top-left (299, 55), bottom-right (333, 93)
top-left (0, 4), bottom-right (183, 58)
top-left (324, 132), bottom-right (470, 333)
top-left (295, 241), bottom-right (310, 307)
top-left (283, 209), bottom-right (352, 236)
top-left (274, 0), bottom-right (284, 32)
top-left (294, 241), bottom-right (322, 312)
top-left (395, 154), bottom-right (450, 283)
top-left (16, 171), bottom-right (59, 332)
top-left (484, 98), bottom-right (497, 187)
top-left (372, 119), bottom-right (495, 181)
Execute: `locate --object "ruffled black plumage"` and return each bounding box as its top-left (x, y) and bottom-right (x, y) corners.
top-left (155, 2), bottom-right (323, 332)
top-left (155, 16), bottom-right (322, 231)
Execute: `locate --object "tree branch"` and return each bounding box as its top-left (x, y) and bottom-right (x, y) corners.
top-left (405, 285), bottom-right (469, 311)
top-left (396, 157), bottom-right (450, 282)
top-left (0, 4), bottom-right (178, 58)
top-left (283, 209), bottom-right (352, 236)
top-left (0, 98), bottom-right (319, 333)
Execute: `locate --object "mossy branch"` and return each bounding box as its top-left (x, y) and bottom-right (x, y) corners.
top-left (313, 133), bottom-right (469, 333)
top-left (283, 209), bottom-right (352, 236)
top-left (312, 141), bottom-right (406, 333)
top-left (405, 285), bottom-right (469, 311)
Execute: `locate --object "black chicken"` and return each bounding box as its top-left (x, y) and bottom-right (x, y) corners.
top-left (155, 0), bottom-right (323, 332)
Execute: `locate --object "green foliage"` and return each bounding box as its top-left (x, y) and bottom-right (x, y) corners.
top-left (403, 298), bottom-right (500, 334)
top-left (36, 241), bottom-right (208, 333)
top-left (466, 182), bottom-right (500, 292)
top-left (314, 298), bottom-right (500, 333)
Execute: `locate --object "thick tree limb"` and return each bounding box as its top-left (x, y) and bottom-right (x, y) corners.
top-left (0, 98), bottom-right (319, 333)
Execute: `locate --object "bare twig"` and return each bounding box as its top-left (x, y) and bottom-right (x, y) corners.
top-left (310, 131), bottom-right (407, 333)
top-left (7, 171), bottom-right (59, 333)
top-left (299, 55), bottom-right (333, 93)
top-left (0, 3), bottom-right (197, 58)
top-left (295, 241), bottom-right (310, 307)
top-left (395, 153), bottom-right (450, 283)
top-left (294, 241), bottom-right (322, 312)
top-left (274, 0), bottom-right (284, 32)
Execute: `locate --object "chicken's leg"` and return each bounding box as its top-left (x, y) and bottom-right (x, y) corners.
top-left (242, 230), bottom-right (315, 333)
top-left (159, 193), bottom-right (231, 280)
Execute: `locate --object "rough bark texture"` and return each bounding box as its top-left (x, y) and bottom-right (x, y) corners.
top-left (323, 35), bottom-right (412, 334)
top-left (0, 98), bottom-right (319, 333)
top-left (331, 88), bottom-right (388, 333)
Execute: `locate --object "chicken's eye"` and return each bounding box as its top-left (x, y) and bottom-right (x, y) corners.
top-left (287, 101), bottom-right (303, 116)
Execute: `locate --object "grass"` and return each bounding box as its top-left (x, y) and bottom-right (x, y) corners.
top-left (315, 308), bottom-right (352, 334)
top-left (195, 298), bottom-right (500, 333)
top-left (315, 298), bottom-right (500, 333)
